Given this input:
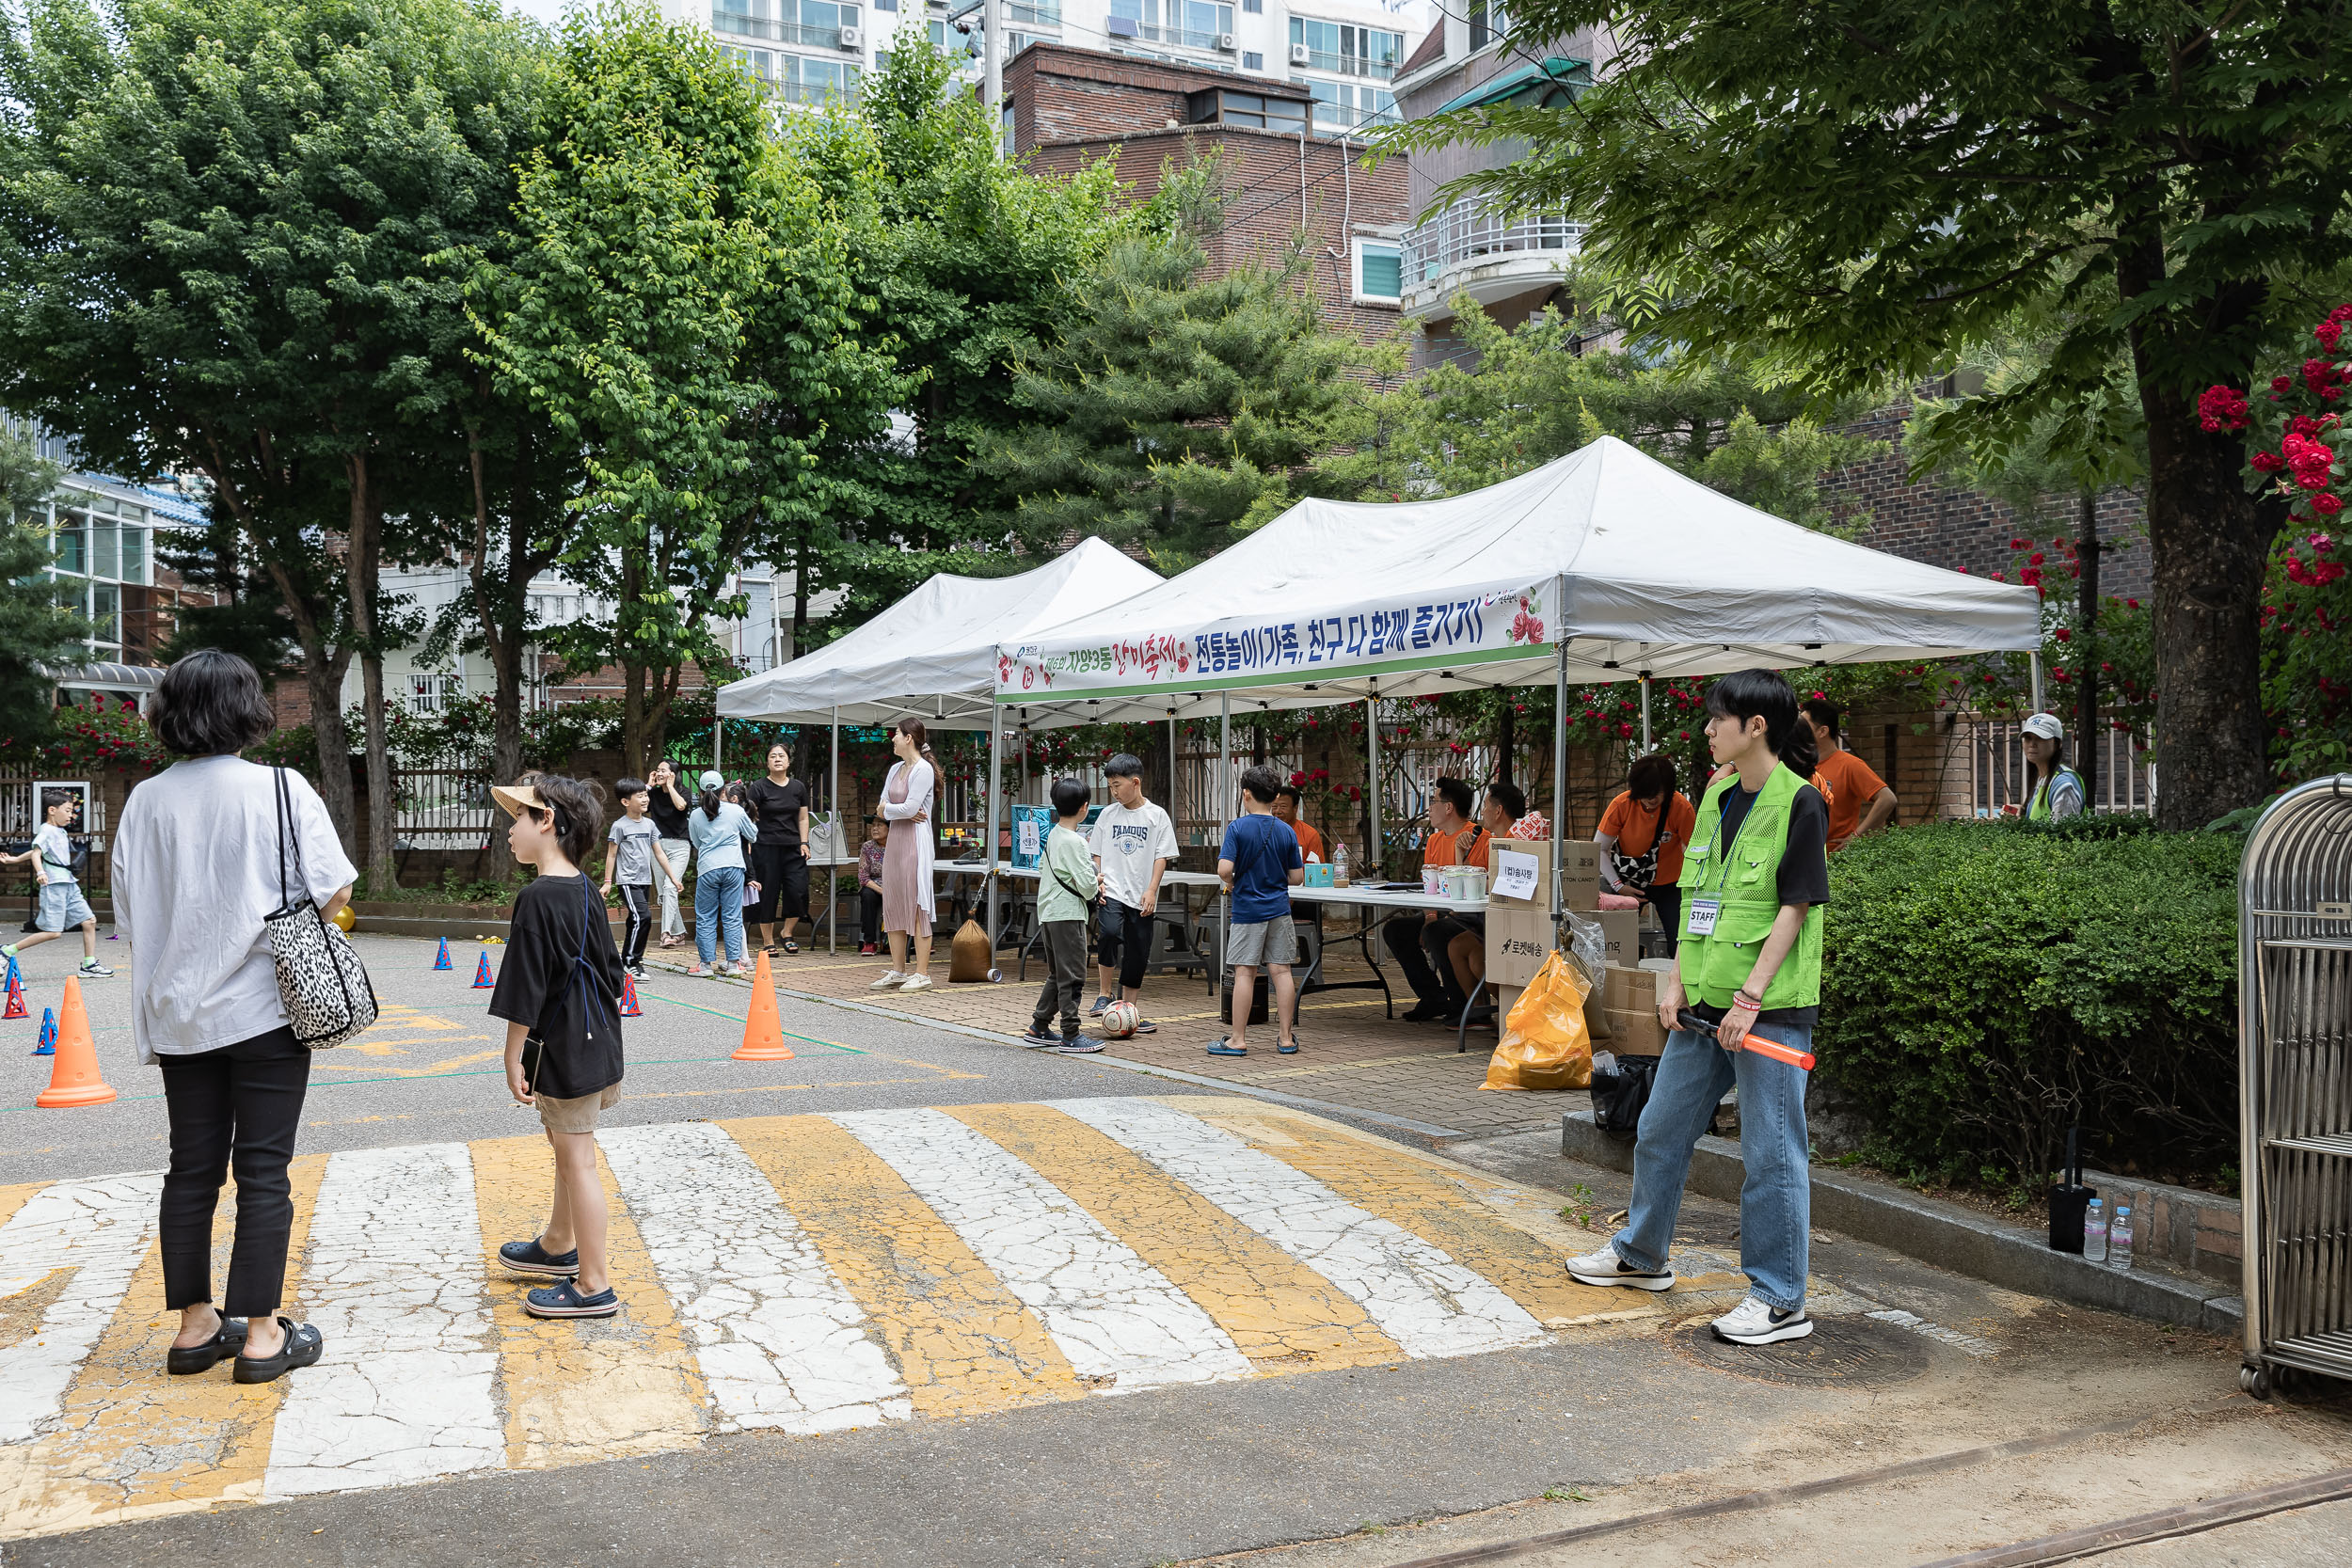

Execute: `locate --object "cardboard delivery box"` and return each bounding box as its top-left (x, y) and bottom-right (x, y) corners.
top-left (1603, 962), bottom-right (1659, 1017)
top-left (1605, 1006), bottom-right (1669, 1056)
top-left (1489, 838), bottom-right (1601, 911)
top-left (1587, 909), bottom-right (1638, 969)
top-left (1485, 909), bottom-right (1555, 989)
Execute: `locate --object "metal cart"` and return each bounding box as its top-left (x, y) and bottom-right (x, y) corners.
top-left (2238, 774), bottom-right (2352, 1399)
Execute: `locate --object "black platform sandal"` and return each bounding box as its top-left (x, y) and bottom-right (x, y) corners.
top-left (233, 1317), bottom-right (324, 1385)
top-left (166, 1316), bottom-right (248, 1375)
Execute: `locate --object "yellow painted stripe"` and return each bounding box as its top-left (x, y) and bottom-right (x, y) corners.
top-left (721, 1114), bottom-right (1085, 1419)
top-left (1189, 1103), bottom-right (1639, 1325)
top-left (0, 1155), bottom-right (327, 1538)
top-left (469, 1135), bottom-right (708, 1469)
top-left (947, 1103), bottom-right (1406, 1373)
top-left (0, 1180), bottom-right (45, 1234)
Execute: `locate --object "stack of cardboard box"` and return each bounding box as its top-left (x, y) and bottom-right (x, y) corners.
top-left (1601, 962), bottom-right (1671, 1056)
top-left (1483, 837), bottom-right (1617, 1045)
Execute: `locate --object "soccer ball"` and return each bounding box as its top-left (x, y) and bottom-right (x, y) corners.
top-left (1101, 1000), bottom-right (1140, 1039)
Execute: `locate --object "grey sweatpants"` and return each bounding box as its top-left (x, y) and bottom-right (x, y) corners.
top-left (1032, 920), bottom-right (1089, 1036)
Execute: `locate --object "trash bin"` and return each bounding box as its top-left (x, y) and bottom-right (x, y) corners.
top-left (2236, 774), bottom-right (2352, 1400)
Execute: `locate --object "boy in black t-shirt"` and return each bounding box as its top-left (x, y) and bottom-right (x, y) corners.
top-left (488, 775), bottom-right (628, 1320)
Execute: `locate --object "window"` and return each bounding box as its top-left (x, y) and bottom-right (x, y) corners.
top-left (1354, 238), bottom-right (1402, 302)
top-left (1187, 87), bottom-right (1308, 132)
top-left (1306, 79), bottom-right (1394, 130)
top-left (779, 54), bottom-right (862, 102)
top-left (1003, 99), bottom-right (1016, 157)
top-left (1243, 0), bottom-right (1260, 9)
top-left (1109, 0), bottom-right (1232, 49)
top-left (1242, 49), bottom-right (1261, 69)
top-left (712, 0), bottom-right (860, 46)
top-left (408, 671), bottom-right (466, 714)
top-left (1469, 0), bottom-right (1507, 50)
top-left (1289, 17), bottom-right (1403, 76)
top-left (873, 0), bottom-right (894, 9)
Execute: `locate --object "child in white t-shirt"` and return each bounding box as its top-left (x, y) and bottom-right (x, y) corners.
top-left (1, 789), bottom-right (110, 976)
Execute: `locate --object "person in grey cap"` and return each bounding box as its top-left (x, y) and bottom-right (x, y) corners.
top-left (2017, 712), bottom-right (2086, 821)
top-left (685, 768), bottom-right (757, 975)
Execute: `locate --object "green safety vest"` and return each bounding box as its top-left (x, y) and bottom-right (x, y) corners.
top-left (2026, 765), bottom-right (2084, 822)
top-left (1677, 762), bottom-right (1824, 1010)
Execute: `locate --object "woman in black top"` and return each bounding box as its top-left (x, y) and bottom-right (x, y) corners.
top-left (645, 760), bottom-right (693, 949)
top-left (744, 742), bottom-right (810, 956)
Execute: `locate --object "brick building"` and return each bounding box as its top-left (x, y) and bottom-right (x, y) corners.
top-left (1005, 42), bottom-right (1410, 341)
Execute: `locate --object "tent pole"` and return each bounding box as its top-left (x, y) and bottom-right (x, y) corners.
top-left (1640, 670), bottom-right (1652, 752)
top-left (829, 705), bottom-right (840, 956)
top-left (711, 720), bottom-right (721, 773)
top-left (1220, 689), bottom-right (1232, 1009)
top-left (1550, 577), bottom-right (1568, 924)
top-left (2028, 651), bottom-right (2044, 714)
top-left (984, 716), bottom-right (1001, 960)
top-left (1168, 713), bottom-right (1180, 843)
top-left (1365, 687), bottom-right (1380, 881)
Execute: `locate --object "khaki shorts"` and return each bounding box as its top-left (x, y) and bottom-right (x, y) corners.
top-left (1227, 917), bottom-right (1297, 968)
top-left (538, 1083), bottom-right (622, 1134)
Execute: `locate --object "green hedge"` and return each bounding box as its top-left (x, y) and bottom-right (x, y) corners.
top-left (1815, 819), bottom-right (2240, 1188)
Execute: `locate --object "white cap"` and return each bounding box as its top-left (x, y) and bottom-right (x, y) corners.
top-left (699, 769), bottom-right (725, 790)
top-left (2021, 712), bottom-right (2065, 741)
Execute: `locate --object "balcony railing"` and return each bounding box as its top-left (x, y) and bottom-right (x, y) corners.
top-left (772, 76), bottom-right (861, 104)
top-left (1298, 47), bottom-right (1396, 79)
top-left (1106, 18), bottom-right (1224, 51)
top-left (1403, 199), bottom-right (1585, 289)
top-left (1007, 1), bottom-right (1060, 24)
top-left (714, 12), bottom-right (848, 49)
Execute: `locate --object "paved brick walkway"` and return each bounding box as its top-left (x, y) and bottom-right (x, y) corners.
top-left (645, 934), bottom-right (1585, 1142)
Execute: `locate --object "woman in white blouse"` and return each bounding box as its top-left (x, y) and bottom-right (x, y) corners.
top-left (871, 718), bottom-right (938, 991)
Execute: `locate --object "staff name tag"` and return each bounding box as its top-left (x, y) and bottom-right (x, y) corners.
top-left (1687, 897), bottom-right (1722, 937)
top-left (1491, 848), bottom-right (1539, 902)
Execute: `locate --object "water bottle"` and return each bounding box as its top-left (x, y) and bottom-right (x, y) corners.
top-left (1333, 840), bottom-right (1350, 886)
top-left (2109, 1205), bottom-right (2134, 1271)
top-left (2082, 1198), bottom-right (2107, 1263)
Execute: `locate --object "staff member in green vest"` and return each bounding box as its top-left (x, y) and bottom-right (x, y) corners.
top-left (2016, 712), bottom-right (2086, 821)
top-left (1566, 668), bottom-right (1831, 1346)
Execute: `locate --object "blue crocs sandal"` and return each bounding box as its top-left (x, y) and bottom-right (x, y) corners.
top-left (500, 1238), bottom-right (580, 1278)
top-left (525, 1280), bottom-right (620, 1319)
top-left (1277, 1040), bottom-right (1299, 1054)
top-left (1206, 1037), bottom-right (1247, 1057)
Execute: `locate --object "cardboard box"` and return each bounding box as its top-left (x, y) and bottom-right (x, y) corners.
top-left (1603, 963), bottom-right (1659, 1017)
top-left (1302, 862), bottom-right (1335, 889)
top-left (1605, 1006), bottom-right (1669, 1056)
top-left (1591, 909), bottom-right (1638, 969)
top-left (1489, 837), bottom-right (1601, 911)
top-left (1485, 908), bottom-right (1555, 989)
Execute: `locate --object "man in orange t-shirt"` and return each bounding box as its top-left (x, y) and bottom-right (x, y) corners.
top-left (1383, 776), bottom-right (1488, 1021)
top-left (1272, 784), bottom-right (1325, 863)
top-left (1802, 699), bottom-right (1898, 849)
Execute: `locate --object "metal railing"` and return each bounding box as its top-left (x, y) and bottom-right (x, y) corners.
top-left (1403, 199), bottom-right (1585, 289)
top-left (1112, 20), bottom-right (1224, 50)
top-left (771, 76), bottom-right (861, 105)
top-left (1297, 47), bottom-right (1396, 78)
top-left (392, 752), bottom-right (497, 851)
top-left (1007, 1), bottom-right (1060, 24)
top-left (1964, 715), bottom-right (2156, 817)
top-left (714, 12), bottom-right (848, 48)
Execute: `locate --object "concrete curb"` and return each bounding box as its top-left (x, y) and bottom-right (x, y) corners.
top-left (1561, 1111), bottom-right (2244, 1335)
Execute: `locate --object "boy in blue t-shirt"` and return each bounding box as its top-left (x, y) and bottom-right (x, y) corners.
top-left (1211, 765), bottom-right (1304, 1057)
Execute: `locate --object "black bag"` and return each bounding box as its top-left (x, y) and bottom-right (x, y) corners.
top-left (1590, 1054), bottom-right (1659, 1138)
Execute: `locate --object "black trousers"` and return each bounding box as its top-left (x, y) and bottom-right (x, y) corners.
top-left (1383, 913), bottom-right (1483, 1007)
top-left (1647, 882), bottom-right (1682, 958)
top-left (1095, 900), bottom-right (1151, 992)
top-left (860, 887), bottom-right (884, 946)
top-left (617, 882), bottom-right (652, 966)
top-left (158, 1026), bottom-right (310, 1317)
top-left (1032, 920), bottom-right (1089, 1035)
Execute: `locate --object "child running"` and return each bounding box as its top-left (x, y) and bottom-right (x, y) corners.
top-left (487, 775), bottom-right (628, 1320)
top-left (1, 788), bottom-right (111, 976)
top-left (1210, 765), bottom-right (1303, 1057)
top-left (602, 777), bottom-right (678, 979)
top-left (1021, 778), bottom-right (1099, 1052)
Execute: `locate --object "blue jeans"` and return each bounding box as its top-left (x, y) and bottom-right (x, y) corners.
top-left (1611, 1019), bottom-right (1814, 1311)
top-left (694, 866), bottom-right (746, 965)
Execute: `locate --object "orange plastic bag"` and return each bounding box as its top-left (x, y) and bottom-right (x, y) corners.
top-left (1482, 949), bottom-right (1594, 1091)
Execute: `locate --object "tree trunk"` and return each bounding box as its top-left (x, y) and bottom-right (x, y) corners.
top-left (2074, 489), bottom-right (2100, 799)
top-left (303, 636), bottom-right (358, 856)
top-left (621, 653), bottom-right (649, 780)
top-left (1497, 701), bottom-right (1516, 787)
top-left (468, 432), bottom-right (529, 788)
top-left (344, 455), bottom-right (395, 892)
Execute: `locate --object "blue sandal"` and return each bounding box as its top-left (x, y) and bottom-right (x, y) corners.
top-left (1207, 1038), bottom-right (1247, 1057)
top-left (525, 1279), bottom-right (620, 1319)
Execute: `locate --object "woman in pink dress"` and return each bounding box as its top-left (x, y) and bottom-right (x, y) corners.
top-left (873, 718), bottom-right (938, 991)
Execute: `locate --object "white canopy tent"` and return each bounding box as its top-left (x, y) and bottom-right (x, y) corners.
top-left (996, 436), bottom-right (2042, 917)
top-left (713, 536), bottom-right (1163, 953)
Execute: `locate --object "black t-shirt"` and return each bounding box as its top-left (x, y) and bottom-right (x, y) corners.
top-left (747, 778), bottom-right (807, 849)
top-left (488, 874), bottom-right (625, 1101)
top-left (1691, 777), bottom-right (1830, 1031)
top-left (647, 785), bottom-right (691, 840)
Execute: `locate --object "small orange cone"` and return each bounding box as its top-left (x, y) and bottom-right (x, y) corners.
top-left (37, 977), bottom-right (115, 1108)
top-left (732, 950), bottom-right (795, 1062)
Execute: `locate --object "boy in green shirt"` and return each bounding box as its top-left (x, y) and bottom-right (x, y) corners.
top-left (1023, 778), bottom-right (1101, 1051)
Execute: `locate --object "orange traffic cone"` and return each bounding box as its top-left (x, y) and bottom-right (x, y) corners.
top-left (732, 950), bottom-right (795, 1062)
top-left (37, 977), bottom-right (115, 1108)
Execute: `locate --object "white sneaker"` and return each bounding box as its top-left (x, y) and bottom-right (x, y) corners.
top-left (867, 971), bottom-right (905, 990)
top-left (1710, 1293), bottom-right (1813, 1345)
top-left (898, 974), bottom-right (934, 992)
top-left (1565, 1245), bottom-right (1677, 1291)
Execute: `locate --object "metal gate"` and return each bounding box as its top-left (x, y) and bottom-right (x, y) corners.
top-left (2237, 774), bottom-right (2352, 1397)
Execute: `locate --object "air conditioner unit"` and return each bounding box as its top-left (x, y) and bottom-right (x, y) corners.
top-left (1288, 41), bottom-right (1311, 66)
top-left (1216, 31), bottom-right (1236, 50)
top-left (838, 24), bottom-right (863, 47)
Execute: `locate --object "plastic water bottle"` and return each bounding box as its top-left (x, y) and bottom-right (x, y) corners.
top-left (2109, 1205), bottom-right (2135, 1271)
top-left (2082, 1198), bottom-right (2108, 1263)
top-left (1333, 840), bottom-right (1350, 885)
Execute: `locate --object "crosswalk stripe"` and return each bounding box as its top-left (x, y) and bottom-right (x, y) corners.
top-left (1195, 1106), bottom-right (1632, 1325)
top-left (1047, 1098), bottom-right (1543, 1359)
top-left (468, 1137), bottom-right (709, 1468)
top-left (598, 1120), bottom-right (909, 1434)
top-left (832, 1107), bottom-right (1253, 1393)
top-left (0, 1155), bottom-right (329, 1536)
top-left (263, 1144), bottom-right (503, 1499)
top-left (723, 1115), bottom-right (1087, 1419)
top-left (0, 1174), bottom-right (162, 1448)
top-left (947, 1102), bottom-right (1406, 1372)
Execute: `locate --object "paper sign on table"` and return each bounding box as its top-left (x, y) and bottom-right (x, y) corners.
top-left (1017, 818), bottom-right (1041, 858)
top-left (1491, 847), bottom-right (1539, 903)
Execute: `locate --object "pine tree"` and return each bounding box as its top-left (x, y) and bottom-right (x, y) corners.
top-left (0, 427), bottom-right (87, 742)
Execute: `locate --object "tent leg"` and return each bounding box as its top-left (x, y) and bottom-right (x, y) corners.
top-left (2029, 651), bottom-right (2045, 714)
top-left (1551, 588), bottom-right (1567, 925)
top-left (1640, 671), bottom-right (1652, 752)
top-left (830, 705), bottom-right (840, 957)
top-left (1168, 714), bottom-right (1180, 844)
top-left (984, 719), bottom-right (1001, 964)
top-left (1366, 689), bottom-right (1381, 881)
top-left (1220, 690), bottom-right (1232, 1011)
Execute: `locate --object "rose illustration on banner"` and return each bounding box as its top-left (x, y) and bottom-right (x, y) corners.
top-left (1507, 594), bottom-right (1545, 644)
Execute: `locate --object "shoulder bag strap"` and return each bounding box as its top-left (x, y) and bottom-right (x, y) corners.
top-left (273, 767), bottom-right (307, 912)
